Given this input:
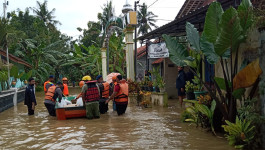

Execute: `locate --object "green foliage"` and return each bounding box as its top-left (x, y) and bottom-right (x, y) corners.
top-left (214, 77), bottom-right (232, 90)
top-left (181, 110), bottom-right (193, 123)
top-left (151, 66), bottom-right (165, 89)
top-left (192, 76), bottom-right (202, 91)
top-left (185, 81), bottom-right (195, 92)
top-left (35, 85), bottom-right (43, 92)
top-left (214, 7), bottom-right (243, 56)
top-left (195, 100), bottom-right (216, 135)
top-left (137, 3), bottom-right (158, 35)
top-left (202, 2), bottom-right (224, 43)
top-left (164, 0), bottom-right (255, 123)
top-left (222, 117), bottom-right (255, 149)
top-left (183, 100), bottom-right (216, 134)
top-left (162, 34), bottom-right (194, 67)
top-left (186, 22), bottom-right (200, 52)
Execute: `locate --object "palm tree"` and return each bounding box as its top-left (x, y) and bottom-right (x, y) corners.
top-left (31, 0), bottom-right (61, 26)
top-left (137, 3), bottom-right (158, 35)
top-left (97, 1), bottom-right (114, 34)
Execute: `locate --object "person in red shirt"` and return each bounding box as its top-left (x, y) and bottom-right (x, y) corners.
top-left (106, 75), bottom-right (128, 116)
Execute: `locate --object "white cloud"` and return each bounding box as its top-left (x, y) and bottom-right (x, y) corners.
top-left (1, 0), bottom-right (185, 37)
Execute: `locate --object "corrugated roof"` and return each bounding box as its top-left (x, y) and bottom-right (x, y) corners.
top-left (0, 49), bottom-right (32, 68)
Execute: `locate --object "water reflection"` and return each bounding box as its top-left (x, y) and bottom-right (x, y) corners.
top-left (0, 87), bottom-right (234, 149)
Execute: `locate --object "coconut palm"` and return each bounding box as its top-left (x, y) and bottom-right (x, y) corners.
top-left (137, 3), bottom-right (158, 35)
top-left (31, 0), bottom-right (61, 26)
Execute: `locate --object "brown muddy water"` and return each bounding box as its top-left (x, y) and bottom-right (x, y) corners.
top-left (0, 87), bottom-right (234, 150)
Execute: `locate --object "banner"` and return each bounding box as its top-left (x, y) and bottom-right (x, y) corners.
top-left (148, 43), bottom-right (169, 58)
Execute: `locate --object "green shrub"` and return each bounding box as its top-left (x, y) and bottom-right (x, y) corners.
top-left (222, 117), bottom-right (255, 149)
top-left (35, 86), bottom-right (43, 92)
top-left (180, 110), bottom-right (193, 122)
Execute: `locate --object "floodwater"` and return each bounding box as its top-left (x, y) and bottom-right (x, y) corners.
top-left (0, 87), bottom-right (234, 150)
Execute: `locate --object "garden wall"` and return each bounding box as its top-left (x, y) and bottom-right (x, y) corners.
top-left (0, 88), bottom-right (25, 113)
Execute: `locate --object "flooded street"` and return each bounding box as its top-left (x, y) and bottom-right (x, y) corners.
top-left (0, 87), bottom-right (234, 150)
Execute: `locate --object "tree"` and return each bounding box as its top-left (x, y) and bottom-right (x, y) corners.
top-left (78, 21), bottom-right (102, 48)
top-left (97, 1), bottom-right (114, 34)
top-left (31, 0), bottom-right (61, 26)
top-left (137, 3), bottom-right (158, 35)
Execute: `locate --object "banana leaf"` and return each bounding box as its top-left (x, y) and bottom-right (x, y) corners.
top-left (233, 58), bottom-right (262, 90)
top-left (163, 34), bottom-right (194, 67)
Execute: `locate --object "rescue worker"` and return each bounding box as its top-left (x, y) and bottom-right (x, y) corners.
top-left (44, 82), bottom-right (64, 116)
top-left (110, 76), bottom-right (117, 111)
top-left (106, 75), bottom-right (128, 116)
top-left (24, 77), bottom-right (37, 115)
top-left (96, 75), bottom-right (110, 114)
top-left (44, 75), bottom-right (54, 93)
top-left (62, 77), bottom-right (69, 96)
top-left (81, 76), bottom-right (100, 119)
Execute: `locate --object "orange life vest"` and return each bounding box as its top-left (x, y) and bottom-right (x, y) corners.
top-left (115, 80), bottom-right (128, 103)
top-left (44, 81), bottom-right (50, 93)
top-left (102, 82), bottom-right (110, 98)
top-left (63, 83), bottom-right (69, 96)
top-left (45, 85), bottom-right (56, 102)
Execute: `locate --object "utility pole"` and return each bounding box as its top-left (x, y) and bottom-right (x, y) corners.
top-left (3, 0), bottom-right (10, 88)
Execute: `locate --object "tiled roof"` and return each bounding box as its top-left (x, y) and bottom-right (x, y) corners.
top-left (176, 0), bottom-right (205, 19)
top-left (152, 58), bottom-right (164, 65)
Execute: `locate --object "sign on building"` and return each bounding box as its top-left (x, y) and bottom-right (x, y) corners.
top-left (148, 43), bottom-right (169, 58)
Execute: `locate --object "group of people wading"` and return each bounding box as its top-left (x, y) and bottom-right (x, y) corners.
top-left (42, 74), bottom-right (129, 119)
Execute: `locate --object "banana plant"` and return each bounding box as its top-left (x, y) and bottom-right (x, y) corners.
top-left (163, 0), bottom-right (255, 122)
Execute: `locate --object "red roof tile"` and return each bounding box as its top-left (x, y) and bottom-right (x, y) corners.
top-left (152, 58), bottom-right (164, 65)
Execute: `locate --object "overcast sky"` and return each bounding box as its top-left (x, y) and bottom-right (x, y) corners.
top-left (1, 0), bottom-right (185, 38)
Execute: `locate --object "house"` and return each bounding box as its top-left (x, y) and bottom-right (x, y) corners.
top-left (136, 0), bottom-right (264, 98)
top-left (0, 49), bottom-right (32, 91)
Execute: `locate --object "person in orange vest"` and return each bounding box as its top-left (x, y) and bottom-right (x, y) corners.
top-left (106, 75), bottom-right (128, 116)
top-left (96, 75), bottom-right (110, 114)
top-left (43, 75), bottom-right (54, 93)
top-left (44, 82), bottom-right (64, 116)
top-left (62, 77), bottom-right (69, 96)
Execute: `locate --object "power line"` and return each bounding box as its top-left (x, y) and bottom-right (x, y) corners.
top-left (156, 19), bottom-right (174, 21)
top-left (148, 0), bottom-right (159, 8)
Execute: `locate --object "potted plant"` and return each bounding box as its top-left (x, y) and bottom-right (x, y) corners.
top-left (193, 75), bottom-right (207, 100)
top-left (185, 81), bottom-right (195, 100)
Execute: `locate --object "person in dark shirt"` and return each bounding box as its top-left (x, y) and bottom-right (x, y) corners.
top-left (176, 66), bottom-right (186, 107)
top-left (24, 77), bottom-right (37, 115)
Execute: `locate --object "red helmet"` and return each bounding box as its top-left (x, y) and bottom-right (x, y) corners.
top-left (62, 77), bottom-right (68, 81)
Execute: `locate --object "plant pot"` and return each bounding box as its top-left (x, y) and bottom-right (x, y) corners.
top-left (159, 87), bottom-right (165, 93)
top-left (194, 91), bottom-right (208, 100)
top-left (186, 91), bottom-right (195, 100)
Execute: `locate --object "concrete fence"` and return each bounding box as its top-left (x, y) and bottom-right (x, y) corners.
top-left (0, 88), bottom-right (25, 113)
